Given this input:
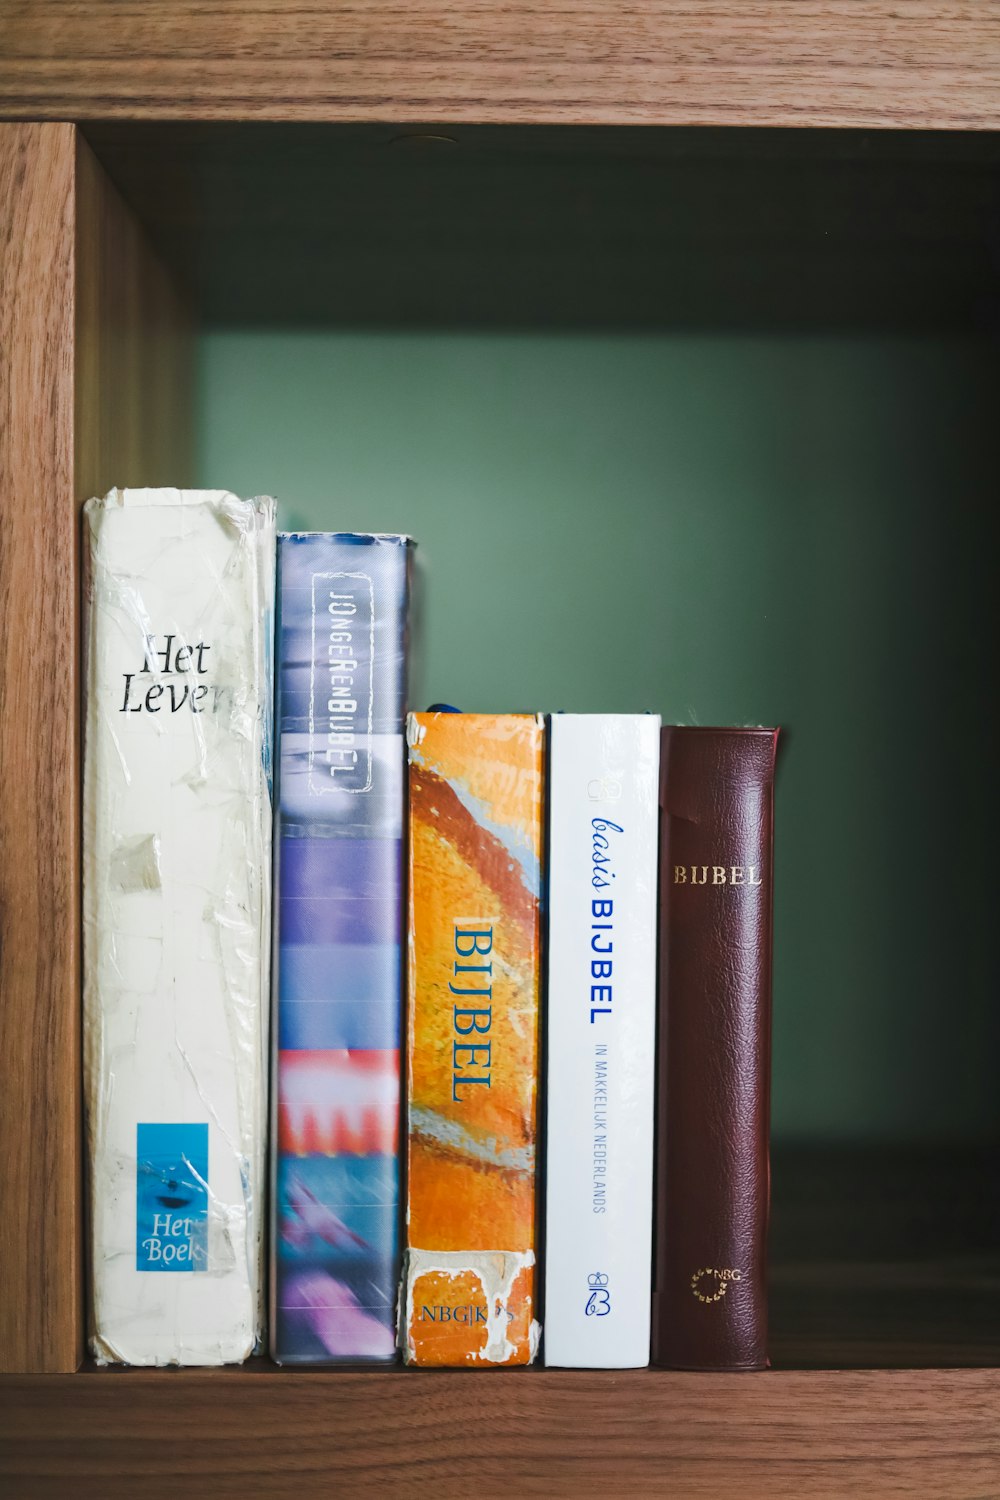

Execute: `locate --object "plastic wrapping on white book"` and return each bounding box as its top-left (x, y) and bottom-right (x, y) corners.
top-left (83, 487), bottom-right (275, 1366)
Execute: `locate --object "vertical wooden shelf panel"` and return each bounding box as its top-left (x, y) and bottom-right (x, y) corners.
top-left (0, 122), bottom-right (81, 1375)
top-left (0, 123), bottom-right (193, 1375)
top-left (75, 133), bottom-right (195, 498)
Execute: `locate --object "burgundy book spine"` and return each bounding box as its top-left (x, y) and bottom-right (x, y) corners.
top-left (653, 726), bottom-right (779, 1371)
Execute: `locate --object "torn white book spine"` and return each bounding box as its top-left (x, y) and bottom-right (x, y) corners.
top-left (83, 487), bottom-right (275, 1366)
top-left (543, 714), bottom-right (660, 1368)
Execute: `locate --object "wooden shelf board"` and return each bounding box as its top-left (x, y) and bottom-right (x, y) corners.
top-left (2, 1366), bottom-right (999, 1498)
top-left (1, 3), bottom-right (999, 130)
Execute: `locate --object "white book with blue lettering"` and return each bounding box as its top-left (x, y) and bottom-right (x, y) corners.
top-left (543, 713), bottom-right (660, 1367)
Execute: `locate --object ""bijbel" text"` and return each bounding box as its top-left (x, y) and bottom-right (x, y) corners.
top-left (449, 923), bottom-right (494, 1102)
top-left (673, 865), bottom-right (763, 886)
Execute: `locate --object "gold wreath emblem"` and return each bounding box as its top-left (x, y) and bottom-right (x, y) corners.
top-left (690, 1268), bottom-right (730, 1304)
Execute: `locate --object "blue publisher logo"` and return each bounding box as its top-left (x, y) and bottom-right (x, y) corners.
top-left (136, 1123), bottom-right (209, 1272)
top-left (585, 1271), bottom-right (611, 1316)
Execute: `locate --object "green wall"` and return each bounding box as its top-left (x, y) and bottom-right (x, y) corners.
top-left (198, 330), bottom-right (996, 1144)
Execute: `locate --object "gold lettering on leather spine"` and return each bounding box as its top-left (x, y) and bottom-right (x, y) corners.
top-left (690, 1268), bottom-right (744, 1304)
top-left (675, 864), bottom-right (765, 888)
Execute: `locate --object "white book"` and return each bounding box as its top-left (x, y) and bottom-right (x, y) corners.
top-left (83, 487), bottom-right (275, 1365)
top-left (543, 713), bottom-right (660, 1367)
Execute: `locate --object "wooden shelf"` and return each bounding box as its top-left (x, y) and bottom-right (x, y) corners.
top-left (3, 1145), bottom-right (998, 1494)
top-left (1, 1367), bottom-right (998, 1498)
top-left (1, 2), bottom-right (998, 130)
top-left (2, 8), bottom-right (999, 1491)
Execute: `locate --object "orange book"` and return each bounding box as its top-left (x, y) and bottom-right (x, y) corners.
top-left (402, 712), bottom-right (544, 1366)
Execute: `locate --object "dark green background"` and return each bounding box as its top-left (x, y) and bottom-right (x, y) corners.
top-left (198, 329), bottom-right (996, 1144)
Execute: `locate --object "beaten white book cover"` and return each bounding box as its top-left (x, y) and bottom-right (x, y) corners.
top-left (543, 713), bottom-right (660, 1367)
top-left (83, 487), bottom-right (275, 1365)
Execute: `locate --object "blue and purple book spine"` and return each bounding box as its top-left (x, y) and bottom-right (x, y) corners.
top-left (271, 532), bottom-right (413, 1363)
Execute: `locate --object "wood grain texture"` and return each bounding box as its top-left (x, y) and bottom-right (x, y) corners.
top-left (75, 133), bottom-right (194, 497)
top-left (1, 3), bottom-right (1000, 129)
top-left (0, 122), bottom-right (81, 1375)
top-left (0, 1367), bottom-right (998, 1498)
top-left (0, 124), bottom-right (193, 1375)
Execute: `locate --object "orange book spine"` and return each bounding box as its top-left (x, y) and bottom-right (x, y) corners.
top-left (402, 712), bottom-right (544, 1366)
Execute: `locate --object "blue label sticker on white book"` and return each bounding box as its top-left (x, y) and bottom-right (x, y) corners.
top-left (136, 1123), bottom-right (209, 1272)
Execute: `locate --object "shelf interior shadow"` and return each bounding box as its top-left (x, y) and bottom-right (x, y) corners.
top-left (84, 122), bottom-right (1000, 334)
top-left (770, 1144), bottom-right (1000, 1368)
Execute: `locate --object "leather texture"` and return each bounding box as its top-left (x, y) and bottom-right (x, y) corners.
top-left (652, 726), bottom-right (779, 1371)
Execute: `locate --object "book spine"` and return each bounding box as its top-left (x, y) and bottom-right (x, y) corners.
top-left (83, 487), bottom-right (275, 1366)
top-left (653, 725), bottom-right (779, 1371)
top-left (543, 714), bottom-right (660, 1368)
top-left (271, 532), bottom-right (412, 1364)
top-left (403, 712), bottom-right (544, 1366)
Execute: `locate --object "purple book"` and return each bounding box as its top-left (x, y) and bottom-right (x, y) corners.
top-left (271, 532), bottom-right (413, 1363)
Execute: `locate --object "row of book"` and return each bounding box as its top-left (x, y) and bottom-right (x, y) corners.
top-left (83, 488), bottom-right (778, 1370)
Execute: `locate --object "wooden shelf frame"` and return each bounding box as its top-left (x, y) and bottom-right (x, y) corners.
top-left (1, 2), bottom-right (999, 130)
top-left (0, 1367), bottom-right (998, 1499)
top-left (0, 122), bottom-right (194, 1375)
top-left (2, 7), bottom-right (1000, 1492)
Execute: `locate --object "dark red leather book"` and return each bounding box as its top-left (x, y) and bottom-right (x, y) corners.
top-left (652, 726), bottom-right (779, 1371)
